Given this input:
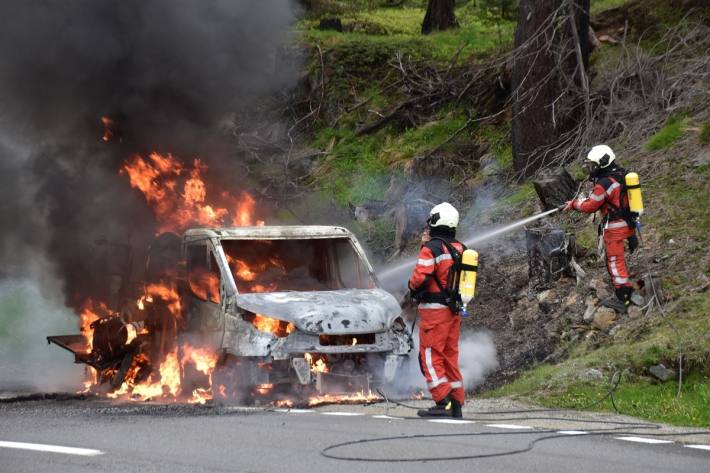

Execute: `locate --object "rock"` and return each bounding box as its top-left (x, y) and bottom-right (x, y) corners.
top-left (583, 297), bottom-right (597, 323)
top-left (690, 148), bottom-right (710, 167)
top-left (627, 306), bottom-right (642, 319)
top-left (649, 364), bottom-right (676, 382)
top-left (598, 34), bottom-right (618, 44)
top-left (564, 292), bottom-right (580, 306)
top-left (581, 368), bottom-right (604, 381)
top-left (587, 278), bottom-right (611, 299)
top-left (536, 289), bottom-right (560, 313)
top-left (353, 200), bottom-right (388, 223)
top-left (536, 290), bottom-right (552, 303)
top-left (479, 153), bottom-right (501, 177)
top-left (592, 307), bottom-right (616, 331)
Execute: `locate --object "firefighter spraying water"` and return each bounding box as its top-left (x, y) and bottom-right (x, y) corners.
top-left (564, 144), bottom-right (645, 313)
top-left (406, 202), bottom-right (471, 418)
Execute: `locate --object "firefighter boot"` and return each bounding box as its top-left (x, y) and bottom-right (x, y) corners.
top-left (450, 398), bottom-right (463, 418)
top-left (417, 396), bottom-right (453, 418)
top-left (601, 297), bottom-right (627, 314)
top-left (602, 286), bottom-right (634, 314)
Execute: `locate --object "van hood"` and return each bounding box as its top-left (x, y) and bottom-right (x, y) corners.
top-left (235, 288), bottom-right (401, 335)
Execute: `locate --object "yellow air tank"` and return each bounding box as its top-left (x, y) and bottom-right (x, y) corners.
top-left (458, 249), bottom-right (478, 317)
top-left (625, 172), bottom-right (643, 215)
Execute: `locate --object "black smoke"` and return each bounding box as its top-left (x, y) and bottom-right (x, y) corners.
top-left (0, 0), bottom-right (299, 309)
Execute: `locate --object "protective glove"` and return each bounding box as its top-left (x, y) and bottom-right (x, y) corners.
top-left (628, 234), bottom-right (639, 254)
top-left (399, 290), bottom-right (414, 308)
top-left (563, 200), bottom-right (576, 211)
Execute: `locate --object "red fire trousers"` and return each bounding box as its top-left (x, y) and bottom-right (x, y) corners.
top-left (603, 222), bottom-right (635, 289)
top-left (418, 306), bottom-right (464, 404)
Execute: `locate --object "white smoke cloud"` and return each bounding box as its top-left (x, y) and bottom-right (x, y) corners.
top-left (392, 329), bottom-right (498, 396)
top-left (0, 276), bottom-right (84, 392)
top-left (458, 330), bottom-right (499, 390)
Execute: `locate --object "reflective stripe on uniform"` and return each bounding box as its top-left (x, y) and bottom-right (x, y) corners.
top-left (605, 220), bottom-right (628, 229)
top-left (590, 192), bottom-right (605, 202)
top-left (419, 302), bottom-right (448, 309)
top-left (605, 181), bottom-right (620, 196)
top-left (424, 347), bottom-right (440, 386)
top-left (417, 258), bottom-right (435, 266)
top-left (434, 253), bottom-right (452, 263)
top-left (609, 256), bottom-right (629, 284)
top-left (427, 377), bottom-right (449, 389)
top-left (449, 381), bottom-right (463, 389)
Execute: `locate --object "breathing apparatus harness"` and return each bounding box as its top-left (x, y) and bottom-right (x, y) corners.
top-left (593, 166), bottom-right (634, 228)
top-left (411, 236), bottom-right (475, 315)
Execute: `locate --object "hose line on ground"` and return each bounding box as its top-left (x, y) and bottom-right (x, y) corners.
top-left (320, 372), bottom-right (708, 463)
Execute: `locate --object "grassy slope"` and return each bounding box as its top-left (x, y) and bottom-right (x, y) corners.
top-left (486, 116), bottom-right (710, 427)
top-left (300, 1), bottom-right (710, 426)
top-left (299, 3), bottom-right (517, 207)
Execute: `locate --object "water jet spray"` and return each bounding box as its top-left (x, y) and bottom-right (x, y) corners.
top-left (377, 205), bottom-right (564, 286)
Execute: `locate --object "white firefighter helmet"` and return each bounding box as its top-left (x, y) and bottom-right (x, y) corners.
top-left (428, 202), bottom-right (459, 229)
top-left (586, 144), bottom-right (616, 168)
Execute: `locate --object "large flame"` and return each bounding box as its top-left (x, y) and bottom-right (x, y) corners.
top-left (120, 152), bottom-right (258, 233)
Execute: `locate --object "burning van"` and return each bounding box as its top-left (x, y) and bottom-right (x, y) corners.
top-left (48, 226), bottom-right (412, 403)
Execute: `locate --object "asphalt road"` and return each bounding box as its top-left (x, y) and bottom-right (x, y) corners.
top-left (1, 397), bottom-right (709, 473)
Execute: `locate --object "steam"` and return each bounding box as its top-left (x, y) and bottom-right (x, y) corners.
top-left (392, 330), bottom-right (498, 396)
top-left (0, 1), bottom-right (300, 390)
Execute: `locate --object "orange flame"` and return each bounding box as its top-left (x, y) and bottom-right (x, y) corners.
top-left (120, 152), bottom-right (257, 233)
top-left (188, 269), bottom-right (220, 303)
top-left (100, 116), bottom-right (114, 142)
top-left (307, 390), bottom-right (380, 407)
top-left (181, 345), bottom-right (218, 376)
top-left (304, 353), bottom-right (328, 373)
top-left (252, 313), bottom-right (295, 337)
top-left (144, 282), bottom-right (181, 317)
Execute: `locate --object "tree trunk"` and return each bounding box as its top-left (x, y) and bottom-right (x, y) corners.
top-left (421, 0), bottom-right (458, 35)
top-left (532, 167), bottom-right (578, 210)
top-left (511, 0), bottom-right (590, 178)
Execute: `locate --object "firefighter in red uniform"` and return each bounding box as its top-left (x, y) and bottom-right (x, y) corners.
top-left (565, 145), bottom-right (643, 312)
top-left (408, 202), bottom-right (465, 418)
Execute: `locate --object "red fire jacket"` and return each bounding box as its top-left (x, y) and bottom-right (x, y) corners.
top-left (408, 237), bottom-right (464, 303)
top-left (572, 173), bottom-right (630, 230)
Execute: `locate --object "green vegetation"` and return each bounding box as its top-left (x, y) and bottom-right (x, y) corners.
top-left (699, 122), bottom-right (710, 146)
top-left (645, 113), bottom-right (687, 151)
top-left (311, 128), bottom-right (390, 205)
top-left (487, 369), bottom-right (710, 427)
top-left (480, 123), bottom-right (512, 168)
top-left (591, 0), bottom-right (628, 14)
top-left (311, 111), bottom-right (473, 205)
top-left (300, 4), bottom-right (515, 63)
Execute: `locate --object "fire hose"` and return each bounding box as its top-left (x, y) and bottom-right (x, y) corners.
top-left (319, 373), bottom-right (710, 462)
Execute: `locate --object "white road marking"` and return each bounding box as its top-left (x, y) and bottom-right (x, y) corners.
top-left (557, 430), bottom-right (588, 435)
top-left (321, 412), bottom-right (363, 416)
top-left (274, 408), bottom-right (314, 413)
top-left (427, 419), bottom-right (474, 424)
top-left (0, 441), bottom-right (104, 456)
top-left (372, 415), bottom-right (402, 420)
top-left (615, 436), bottom-right (673, 444)
top-left (685, 444), bottom-right (710, 451)
top-left (485, 424), bottom-right (532, 430)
